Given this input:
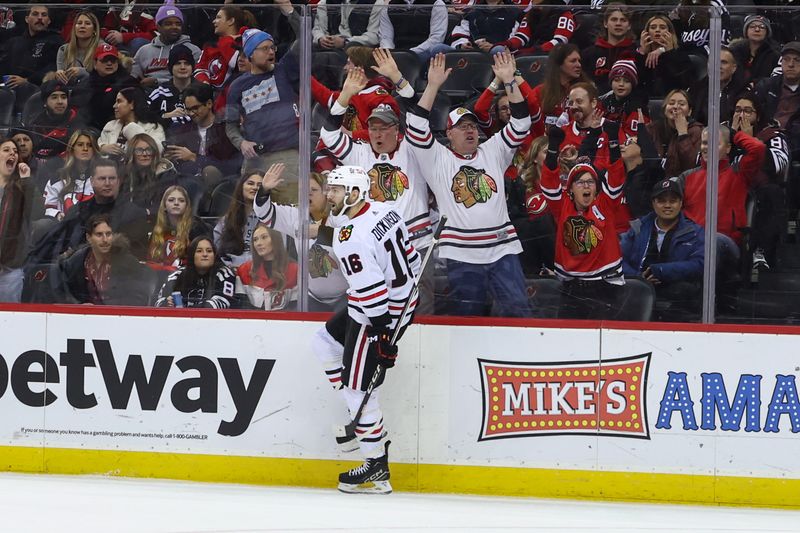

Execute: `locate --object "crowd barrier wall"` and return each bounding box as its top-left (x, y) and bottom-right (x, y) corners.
top-left (0, 306), bottom-right (798, 508)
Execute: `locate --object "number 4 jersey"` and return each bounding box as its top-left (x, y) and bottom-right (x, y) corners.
top-left (334, 201), bottom-right (422, 329)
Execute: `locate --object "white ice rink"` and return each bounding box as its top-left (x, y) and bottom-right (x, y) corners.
top-left (2, 473), bottom-right (799, 533)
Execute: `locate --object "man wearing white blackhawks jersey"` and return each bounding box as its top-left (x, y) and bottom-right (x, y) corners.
top-left (320, 63), bottom-right (434, 312)
top-left (311, 165), bottom-right (421, 494)
top-left (404, 51), bottom-right (531, 317)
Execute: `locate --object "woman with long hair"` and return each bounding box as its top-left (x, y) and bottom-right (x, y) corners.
top-left (121, 133), bottom-right (176, 217)
top-left (55, 11), bottom-right (103, 85)
top-left (214, 172), bottom-right (262, 267)
top-left (235, 224), bottom-right (299, 310)
top-left (155, 235), bottom-right (237, 308)
top-left (0, 138), bottom-right (33, 302)
top-left (256, 164), bottom-right (348, 311)
top-left (194, 6), bottom-right (247, 91)
top-left (646, 88), bottom-right (704, 178)
top-left (98, 87), bottom-right (166, 157)
top-left (43, 130), bottom-right (98, 221)
top-left (530, 43), bottom-right (589, 128)
top-left (635, 14), bottom-right (693, 96)
top-left (148, 186), bottom-right (210, 269)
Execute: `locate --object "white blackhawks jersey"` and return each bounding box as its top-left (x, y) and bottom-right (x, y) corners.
top-left (333, 202), bottom-right (422, 328)
top-left (253, 193), bottom-right (348, 305)
top-left (404, 107), bottom-right (528, 264)
top-left (320, 126), bottom-right (434, 250)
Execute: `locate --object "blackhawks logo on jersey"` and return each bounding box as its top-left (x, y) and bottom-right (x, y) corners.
top-left (368, 162), bottom-right (409, 202)
top-left (563, 216), bottom-right (604, 256)
top-left (451, 166), bottom-right (497, 208)
top-left (309, 243), bottom-right (338, 278)
top-left (338, 224), bottom-right (354, 242)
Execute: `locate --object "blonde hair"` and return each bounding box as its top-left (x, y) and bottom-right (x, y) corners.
top-left (64, 12), bottom-right (101, 73)
top-left (519, 136), bottom-right (549, 191)
top-left (148, 186), bottom-right (193, 263)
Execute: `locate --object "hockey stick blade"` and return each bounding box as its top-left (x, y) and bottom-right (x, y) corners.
top-left (333, 216), bottom-right (448, 441)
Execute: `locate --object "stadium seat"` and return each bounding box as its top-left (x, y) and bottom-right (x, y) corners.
top-left (21, 91), bottom-right (42, 127)
top-left (613, 278), bottom-right (656, 322)
top-left (688, 54), bottom-right (708, 81)
top-left (439, 52), bottom-right (493, 100)
top-left (0, 88), bottom-right (13, 131)
top-left (428, 92), bottom-right (452, 132)
top-left (311, 102), bottom-right (326, 133)
top-left (206, 179), bottom-right (236, 218)
top-left (390, 50), bottom-right (422, 92)
top-left (515, 56), bottom-right (548, 89)
top-left (648, 99), bottom-right (664, 123)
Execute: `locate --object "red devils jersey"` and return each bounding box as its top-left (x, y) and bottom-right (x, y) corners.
top-left (559, 119), bottom-right (626, 171)
top-left (498, 9), bottom-right (574, 53)
top-left (540, 159), bottom-right (626, 283)
top-left (195, 33), bottom-right (243, 89)
top-left (312, 76), bottom-right (400, 136)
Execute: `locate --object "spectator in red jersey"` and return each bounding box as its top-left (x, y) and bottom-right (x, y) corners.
top-left (235, 224), bottom-right (299, 310)
top-left (101, 3), bottom-right (157, 56)
top-left (635, 14), bottom-right (694, 97)
top-left (583, 5), bottom-right (637, 94)
top-left (646, 89), bottom-right (704, 179)
top-left (599, 59), bottom-right (649, 139)
top-left (541, 124), bottom-right (627, 320)
top-left (496, 0), bottom-right (575, 57)
top-left (529, 43), bottom-right (589, 129)
top-left (194, 6), bottom-right (247, 92)
top-left (729, 15), bottom-right (779, 86)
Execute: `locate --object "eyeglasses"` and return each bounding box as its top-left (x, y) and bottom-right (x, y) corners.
top-left (748, 23), bottom-right (767, 31)
top-left (573, 178), bottom-right (596, 187)
top-left (134, 148), bottom-right (154, 155)
top-left (452, 122), bottom-right (478, 132)
top-left (254, 44), bottom-right (278, 53)
top-left (734, 107), bottom-right (755, 114)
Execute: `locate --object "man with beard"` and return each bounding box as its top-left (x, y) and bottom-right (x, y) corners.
top-left (320, 64), bottom-right (434, 312)
top-left (131, 1), bottom-right (201, 86)
top-left (27, 80), bottom-right (84, 162)
top-left (0, 4), bottom-right (62, 115)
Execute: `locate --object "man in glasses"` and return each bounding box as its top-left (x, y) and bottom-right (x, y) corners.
top-left (225, 0), bottom-right (301, 203)
top-left (404, 51), bottom-right (533, 318)
top-left (166, 83), bottom-right (240, 202)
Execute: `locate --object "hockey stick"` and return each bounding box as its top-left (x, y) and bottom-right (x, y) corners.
top-left (334, 215), bottom-right (448, 443)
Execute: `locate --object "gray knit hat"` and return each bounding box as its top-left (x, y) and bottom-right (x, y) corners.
top-left (743, 15), bottom-right (772, 39)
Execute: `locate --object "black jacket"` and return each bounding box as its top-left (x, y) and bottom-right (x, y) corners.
top-left (59, 237), bottom-right (157, 306)
top-left (754, 74), bottom-right (800, 144)
top-left (71, 69), bottom-right (139, 132)
top-left (1, 30), bottom-right (62, 85)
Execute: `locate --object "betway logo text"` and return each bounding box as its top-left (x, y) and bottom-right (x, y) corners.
top-left (478, 354), bottom-right (651, 441)
top-left (0, 338), bottom-right (274, 436)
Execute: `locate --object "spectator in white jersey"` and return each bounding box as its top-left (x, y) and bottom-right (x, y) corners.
top-left (319, 56), bottom-right (435, 314)
top-left (404, 52), bottom-right (532, 317)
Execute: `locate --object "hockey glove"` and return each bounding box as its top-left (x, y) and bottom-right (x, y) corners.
top-left (545, 125), bottom-right (565, 170)
top-left (367, 326), bottom-right (398, 368)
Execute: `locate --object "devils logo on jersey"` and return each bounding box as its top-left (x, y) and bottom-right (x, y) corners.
top-left (451, 166), bottom-right (497, 208)
top-left (563, 215), bottom-right (604, 256)
top-left (309, 243), bottom-right (338, 279)
top-left (368, 162), bottom-right (409, 202)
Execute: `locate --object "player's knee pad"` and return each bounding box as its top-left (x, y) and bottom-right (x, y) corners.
top-left (312, 327), bottom-right (344, 390)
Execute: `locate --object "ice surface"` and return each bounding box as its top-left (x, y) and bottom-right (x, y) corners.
top-left (1, 472), bottom-right (798, 532)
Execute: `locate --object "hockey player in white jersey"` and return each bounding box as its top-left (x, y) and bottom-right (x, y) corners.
top-left (312, 165), bottom-right (421, 494)
top-left (319, 60), bottom-right (434, 312)
top-left (404, 51), bottom-right (532, 317)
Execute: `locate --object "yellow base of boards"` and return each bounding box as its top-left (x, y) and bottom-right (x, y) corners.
top-left (2, 445), bottom-right (799, 509)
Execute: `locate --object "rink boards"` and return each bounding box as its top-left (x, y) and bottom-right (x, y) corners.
top-left (0, 307), bottom-right (799, 508)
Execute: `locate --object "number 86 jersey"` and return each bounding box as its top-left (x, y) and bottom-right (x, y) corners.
top-left (333, 202), bottom-right (422, 329)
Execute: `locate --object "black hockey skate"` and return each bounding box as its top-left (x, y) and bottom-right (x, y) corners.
top-left (337, 441), bottom-right (392, 494)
